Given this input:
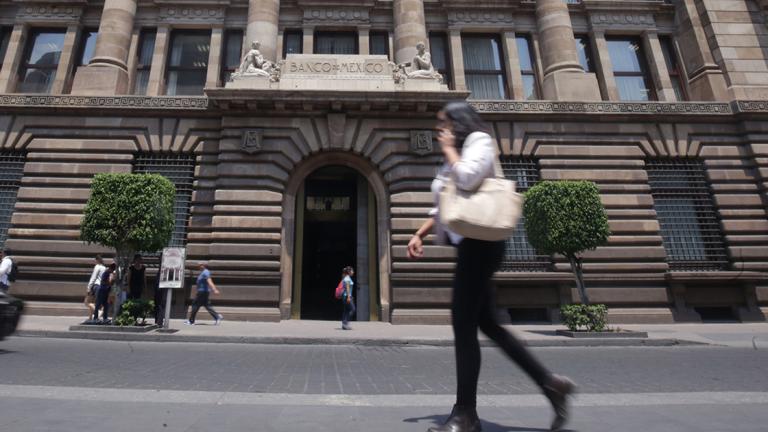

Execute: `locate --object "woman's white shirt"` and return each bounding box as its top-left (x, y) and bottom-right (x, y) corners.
top-left (88, 264), bottom-right (106, 291)
top-left (430, 131), bottom-right (497, 245)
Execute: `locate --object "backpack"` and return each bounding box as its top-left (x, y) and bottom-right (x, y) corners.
top-left (334, 280), bottom-right (344, 300)
top-left (7, 258), bottom-right (17, 283)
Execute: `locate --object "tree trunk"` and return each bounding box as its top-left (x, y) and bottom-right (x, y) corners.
top-left (112, 249), bottom-right (132, 320)
top-left (568, 254), bottom-right (590, 305)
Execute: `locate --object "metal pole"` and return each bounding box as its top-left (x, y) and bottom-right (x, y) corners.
top-left (163, 288), bottom-right (172, 329)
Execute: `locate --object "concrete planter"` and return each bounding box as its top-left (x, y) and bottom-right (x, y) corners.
top-left (556, 329), bottom-right (648, 338)
top-left (69, 324), bottom-right (159, 333)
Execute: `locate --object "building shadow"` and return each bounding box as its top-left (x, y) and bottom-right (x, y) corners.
top-left (403, 414), bottom-right (567, 432)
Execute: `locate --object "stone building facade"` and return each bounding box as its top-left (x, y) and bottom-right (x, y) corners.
top-left (0, 0), bottom-right (767, 324)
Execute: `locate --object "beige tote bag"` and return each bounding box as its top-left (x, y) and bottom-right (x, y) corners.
top-left (439, 158), bottom-right (522, 241)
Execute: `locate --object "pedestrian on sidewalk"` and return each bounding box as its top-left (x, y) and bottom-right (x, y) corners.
top-left (407, 101), bottom-right (576, 432)
top-left (340, 266), bottom-right (356, 330)
top-left (84, 254), bottom-right (106, 320)
top-left (126, 253), bottom-right (146, 300)
top-left (93, 262), bottom-right (116, 323)
top-left (185, 262), bottom-right (223, 325)
top-left (0, 249), bottom-right (14, 293)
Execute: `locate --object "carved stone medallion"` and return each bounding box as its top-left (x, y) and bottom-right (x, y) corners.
top-left (410, 130), bottom-right (433, 155)
top-left (242, 129), bottom-right (263, 154)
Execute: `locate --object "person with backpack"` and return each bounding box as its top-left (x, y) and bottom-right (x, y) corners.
top-left (0, 249), bottom-right (17, 293)
top-left (339, 266), bottom-right (355, 330)
top-left (85, 254), bottom-right (106, 320)
top-left (93, 262), bottom-right (116, 323)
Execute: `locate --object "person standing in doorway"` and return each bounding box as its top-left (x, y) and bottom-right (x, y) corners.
top-left (340, 266), bottom-right (355, 330)
top-left (85, 255), bottom-right (106, 320)
top-left (185, 262), bottom-right (223, 325)
top-left (127, 254), bottom-right (146, 300)
top-left (93, 262), bottom-right (116, 323)
top-left (407, 102), bottom-right (576, 432)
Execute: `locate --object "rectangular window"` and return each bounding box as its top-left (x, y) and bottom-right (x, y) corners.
top-left (429, 32), bottom-right (452, 89)
top-left (166, 30), bottom-right (210, 96)
top-left (221, 30), bottom-right (243, 85)
top-left (133, 29), bottom-right (156, 95)
top-left (574, 35), bottom-right (594, 73)
top-left (283, 30), bottom-right (303, 58)
top-left (369, 31), bottom-right (389, 58)
top-left (133, 154), bottom-right (196, 248)
top-left (77, 29), bottom-right (98, 66)
top-left (646, 159), bottom-right (728, 271)
top-left (516, 35), bottom-right (538, 100)
top-left (659, 36), bottom-right (687, 101)
top-left (499, 158), bottom-right (551, 272)
top-left (0, 152), bottom-right (25, 248)
top-left (462, 34), bottom-right (507, 99)
top-left (0, 27), bottom-right (12, 70)
top-left (314, 31), bottom-right (358, 55)
top-left (17, 29), bottom-right (66, 93)
top-left (607, 37), bottom-right (654, 101)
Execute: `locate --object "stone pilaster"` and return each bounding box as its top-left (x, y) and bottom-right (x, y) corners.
top-left (448, 29), bottom-right (466, 91)
top-left (0, 24), bottom-right (27, 93)
top-left (501, 31), bottom-right (525, 100)
top-left (393, 0), bottom-right (427, 64)
top-left (303, 25), bottom-right (314, 54)
top-left (643, 31), bottom-right (676, 102)
top-left (51, 25), bottom-right (80, 94)
top-left (359, 26), bottom-right (370, 56)
top-left (535, 0), bottom-right (600, 101)
top-left (591, 30), bottom-right (620, 101)
top-left (146, 26), bottom-right (170, 96)
top-left (206, 27), bottom-right (224, 89)
top-left (247, 0), bottom-right (280, 62)
top-left (71, 0), bottom-right (137, 95)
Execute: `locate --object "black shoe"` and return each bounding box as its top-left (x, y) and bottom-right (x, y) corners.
top-left (543, 374), bottom-right (576, 431)
top-left (427, 404), bottom-right (481, 432)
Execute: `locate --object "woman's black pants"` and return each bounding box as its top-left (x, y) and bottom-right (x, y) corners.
top-left (452, 238), bottom-right (552, 408)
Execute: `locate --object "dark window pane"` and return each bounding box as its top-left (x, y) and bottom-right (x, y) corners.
top-left (429, 33), bottom-right (452, 89)
top-left (465, 74), bottom-right (505, 99)
top-left (671, 78), bottom-right (685, 102)
top-left (26, 31), bottom-right (65, 66)
top-left (369, 31), bottom-right (389, 57)
top-left (615, 76), bottom-right (651, 101)
top-left (607, 39), bottom-right (643, 73)
top-left (78, 30), bottom-right (98, 66)
top-left (167, 69), bottom-right (207, 95)
top-left (522, 75), bottom-right (537, 100)
top-left (138, 30), bottom-right (156, 65)
top-left (0, 152), bottom-right (25, 248)
top-left (134, 70), bottom-right (150, 95)
top-left (18, 67), bottom-right (57, 93)
top-left (283, 30), bottom-right (302, 57)
top-left (575, 36), bottom-right (592, 72)
top-left (0, 28), bottom-right (12, 66)
top-left (516, 37), bottom-right (533, 71)
top-left (463, 36), bottom-right (503, 70)
top-left (168, 32), bottom-right (210, 68)
top-left (315, 32), bottom-right (357, 55)
top-left (223, 31), bottom-right (243, 69)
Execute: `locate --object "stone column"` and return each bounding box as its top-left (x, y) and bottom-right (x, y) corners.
top-left (643, 31), bottom-right (676, 101)
top-left (0, 24), bottom-right (28, 93)
top-left (501, 31), bottom-right (525, 100)
top-left (71, 0), bottom-right (137, 95)
top-left (206, 27), bottom-right (224, 89)
top-left (146, 25), bottom-right (170, 96)
top-left (674, 0), bottom-right (728, 101)
top-left (247, 0), bottom-right (280, 62)
top-left (591, 30), bottom-right (620, 101)
top-left (448, 29), bottom-right (466, 91)
top-left (393, 0), bottom-right (427, 64)
top-left (51, 24), bottom-right (80, 94)
top-left (535, 0), bottom-right (600, 101)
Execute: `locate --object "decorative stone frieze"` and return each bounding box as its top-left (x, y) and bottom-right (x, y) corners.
top-left (0, 95), bottom-right (209, 110)
top-left (589, 13), bottom-right (655, 29)
top-left (158, 6), bottom-right (225, 25)
top-left (470, 101), bottom-right (732, 115)
top-left (736, 100), bottom-right (768, 113)
top-left (447, 10), bottom-right (514, 26)
top-left (410, 130), bottom-right (433, 155)
top-left (16, 4), bottom-right (83, 23)
top-left (241, 130), bottom-right (263, 154)
top-left (303, 8), bottom-right (370, 25)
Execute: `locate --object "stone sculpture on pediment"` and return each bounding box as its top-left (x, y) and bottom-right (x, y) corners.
top-left (231, 40), bottom-right (281, 82)
top-left (397, 42), bottom-right (443, 83)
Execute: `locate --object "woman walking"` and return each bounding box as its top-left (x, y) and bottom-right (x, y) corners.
top-left (340, 266), bottom-right (355, 330)
top-left (185, 262), bottom-right (223, 325)
top-left (85, 255), bottom-right (105, 320)
top-left (407, 101), bottom-right (576, 432)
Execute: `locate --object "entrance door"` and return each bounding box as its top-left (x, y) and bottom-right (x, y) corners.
top-left (300, 167), bottom-right (358, 320)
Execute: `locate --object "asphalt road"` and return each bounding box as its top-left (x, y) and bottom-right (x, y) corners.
top-left (0, 337), bottom-right (766, 432)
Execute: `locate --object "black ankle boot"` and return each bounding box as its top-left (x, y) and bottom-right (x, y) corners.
top-left (543, 374), bottom-right (576, 431)
top-left (427, 404), bottom-right (481, 432)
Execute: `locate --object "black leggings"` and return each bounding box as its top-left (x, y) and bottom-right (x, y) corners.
top-left (452, 238), bottom-right (552, 408)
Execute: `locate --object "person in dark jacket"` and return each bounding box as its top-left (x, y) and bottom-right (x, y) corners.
top-left (127, 254), bottom-right (146, 300)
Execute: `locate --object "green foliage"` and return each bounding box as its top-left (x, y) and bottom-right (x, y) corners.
top-left (115, 299), bottom-right (156, 327)
top-left (560, 304), bottom-right (608, 332)
top-left (80, 173), bottom-right (176, 254)
top-left (523, 181), bottom-right (610, 258)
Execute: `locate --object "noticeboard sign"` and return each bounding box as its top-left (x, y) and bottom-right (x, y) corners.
top-left (159, 247), bottom-right (186, 289)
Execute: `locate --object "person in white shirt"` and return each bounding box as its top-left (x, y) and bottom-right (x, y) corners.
top-left (0, 249), bottom-right (13, 293)
top-left (407, 102), bottom-right (575, 432)
top-left (85, 255), bottom-right (106, 319)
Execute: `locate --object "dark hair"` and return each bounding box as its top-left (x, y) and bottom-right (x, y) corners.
top-left (342, 266), bottom-right (354, 277)
top-left (2, 249), bottom-right (10, 256)
top-left (133, 253), bottom-right (142, 261)
top-left (439, 101), bottom-right (489, 148)
top-left (95, 254), bottom-right (103, 263)
top-left (108, 263), bottom-right (117, 271)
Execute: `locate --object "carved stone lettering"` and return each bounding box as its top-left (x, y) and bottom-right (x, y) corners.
top-left (303, 8), bottom-right (369, 25)
top-left (589, 13), bottom-right (655, 28)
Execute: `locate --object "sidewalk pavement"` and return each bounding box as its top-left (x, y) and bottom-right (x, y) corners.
top-left (12, 314), bottom-right (768, 348)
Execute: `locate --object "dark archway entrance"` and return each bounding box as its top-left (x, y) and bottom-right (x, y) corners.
top-left (299, 166), bottom-right (359, 320)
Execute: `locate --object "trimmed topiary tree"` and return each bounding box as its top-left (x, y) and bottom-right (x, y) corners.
top-left (523, 180), bottom-right (611, 305)
top-left (80, 173), bottom-right (176, 319)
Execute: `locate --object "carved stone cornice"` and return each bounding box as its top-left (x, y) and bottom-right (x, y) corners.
top-left (589, 12), bottom-right (656, 29)
top-left (158, 5), bottom-right (226, 25)
top-left (446, 10), bottom-right (514, 27)
top-left (470, 101), bottom-right (732, 115)
top-left (0, 95), bottom-right (210, 110)
top-left (302, 8), bottom-right (370, 25)
top-left (16, 3), bottom-right (84, 24)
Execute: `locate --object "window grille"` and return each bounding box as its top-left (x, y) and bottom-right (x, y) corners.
top-left (133, 153), bottom-right (195, 248)
top-left (0, 152), bottom-right (25, 248)
top-left (499, 158), bottom-right (551, 272)
top-left (646, 159), bottom-right (728, 271)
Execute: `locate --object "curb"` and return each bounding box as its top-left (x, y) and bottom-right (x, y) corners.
top-left (12, 329), bottom-right (711, 347)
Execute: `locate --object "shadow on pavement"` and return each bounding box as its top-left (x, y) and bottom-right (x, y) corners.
top-left (403, 414), bottom-right (559, 431)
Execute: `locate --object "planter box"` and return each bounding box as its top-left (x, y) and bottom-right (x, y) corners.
top-left (69, 324), bottom-right (159, 333)
top-left (556, 329), bottom-right (648, 338)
